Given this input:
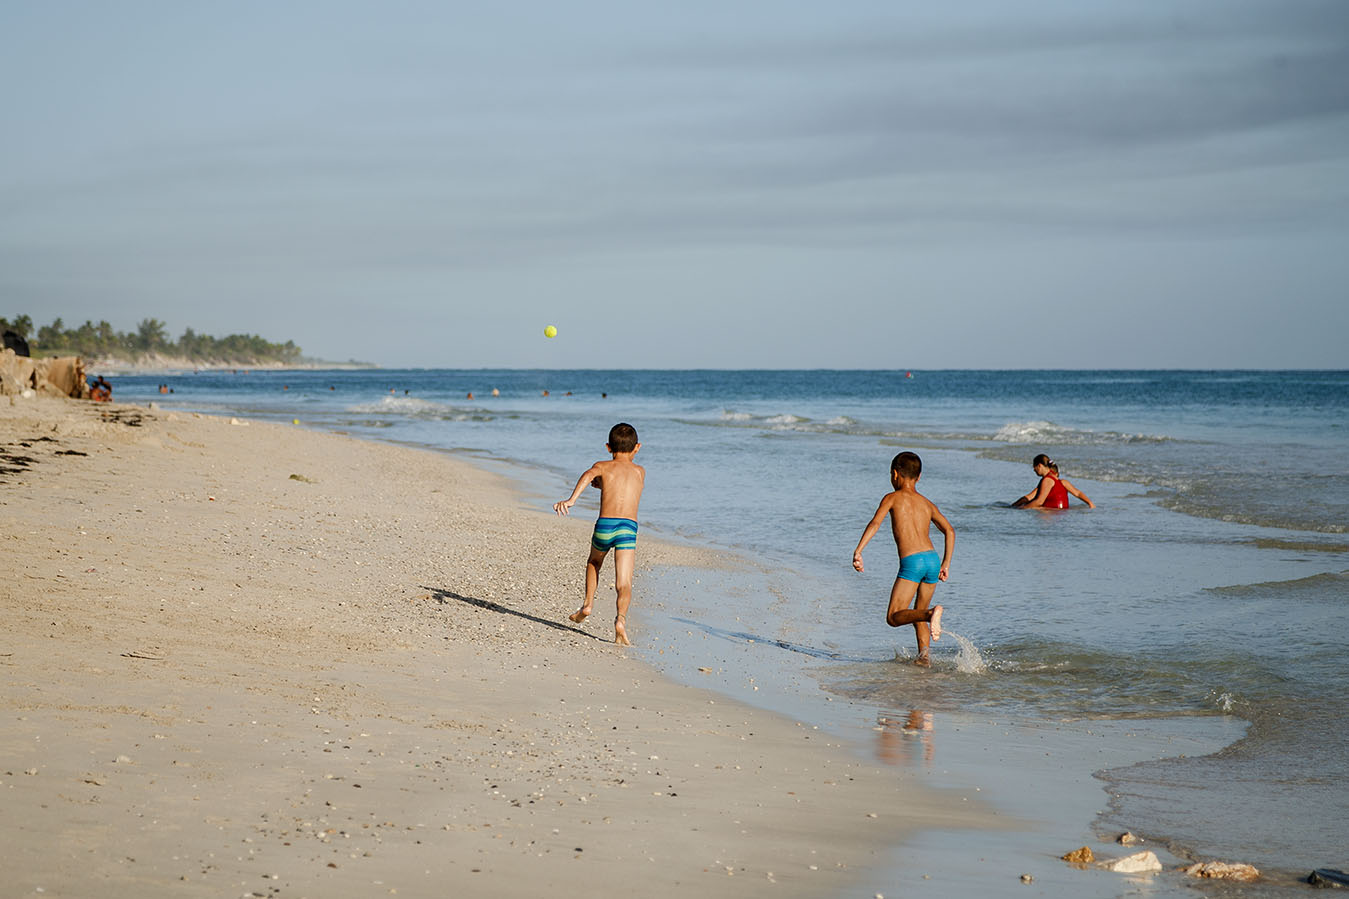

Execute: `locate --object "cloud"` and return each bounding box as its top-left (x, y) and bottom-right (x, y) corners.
top-left (1, 0), bottom-right (1346, 367)
top-left (622, 1), bottom-right (1349, 196)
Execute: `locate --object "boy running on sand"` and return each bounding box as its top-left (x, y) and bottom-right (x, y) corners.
top-left (853, 452), bottom-right (954, 667)
top-left (553, 423), bottom-right (645, 645)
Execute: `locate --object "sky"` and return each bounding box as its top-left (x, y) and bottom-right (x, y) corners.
top-left (2, 0), bottom-right (1347, 369)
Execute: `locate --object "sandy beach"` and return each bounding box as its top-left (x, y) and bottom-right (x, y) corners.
top-left (0, 396), bottom-right (997, 898)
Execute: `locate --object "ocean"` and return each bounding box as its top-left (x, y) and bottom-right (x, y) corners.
top-left (114, 368), bottom-right (1348, 885)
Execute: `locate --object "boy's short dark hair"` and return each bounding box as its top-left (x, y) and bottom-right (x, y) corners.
top-left (891, 451), bottom-right (922, 479)
top-left (608, 422), bottom-right (638, 453)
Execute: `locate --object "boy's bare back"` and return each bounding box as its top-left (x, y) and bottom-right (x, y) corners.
top-left (883, 488), bottom-right (940, 557)
top-left (851, 452), bottom-right (953, 582)
top-left (589, 457), bottom-right (645, 519)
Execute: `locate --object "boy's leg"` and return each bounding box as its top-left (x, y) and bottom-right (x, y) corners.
top-left (887, 580), bottom-right (943, 663)
top-left (611, 548), bottom-right (635, 646)
top-left (885, 578), bottom-right (920, 628)
top-left (570, 546), bottom-right (607, 623)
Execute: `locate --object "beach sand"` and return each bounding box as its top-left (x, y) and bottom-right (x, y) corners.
top-left (0, 397), bottom-right (995, 898)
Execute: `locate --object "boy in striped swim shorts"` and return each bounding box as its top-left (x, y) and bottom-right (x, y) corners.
top-left (852, 452), bottom-right (955, 667)
top-left (554, 423), bottom-right (645, 645)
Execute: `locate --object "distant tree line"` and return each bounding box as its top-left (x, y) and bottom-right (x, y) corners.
top-left (1, 314), bottom-right (302, 364)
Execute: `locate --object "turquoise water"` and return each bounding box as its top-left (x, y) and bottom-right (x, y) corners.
top-left (116, 369), bottom-right (1348, 877)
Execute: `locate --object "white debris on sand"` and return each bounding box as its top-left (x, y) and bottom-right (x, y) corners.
top-left (1097, 851), bottom-right (1162, 873)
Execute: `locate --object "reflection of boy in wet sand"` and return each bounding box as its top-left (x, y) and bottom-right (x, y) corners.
top-left (876, 710), bottom-right (935, 765)
top-left (853, 452), bottom-right (954, 666)
top-left (553, 423), bottom-right (645, 645)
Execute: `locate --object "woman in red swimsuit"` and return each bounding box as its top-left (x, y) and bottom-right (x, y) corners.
top-left (1012, 454), bottom-right (1095, 509)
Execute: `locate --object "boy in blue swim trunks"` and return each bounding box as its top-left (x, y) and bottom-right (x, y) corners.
top-left (852, 452), bottom-right (954, 666)
top-left (554, 423), bottom-right (645, 645)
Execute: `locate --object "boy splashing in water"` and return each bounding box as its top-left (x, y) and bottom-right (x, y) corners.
top-left (554, 423), bottom-right (645, 645)
top-left (853, 452), bottom-right (954, 666)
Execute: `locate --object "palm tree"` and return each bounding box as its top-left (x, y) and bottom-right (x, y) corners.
top-left (96, 321), bottom-right (116, 354)
top-left (135, 318), bottom-right (168, 353)
top-left (3, 314), bottom-right (34, 338)
top-left (37, 317), bottom-right (66, 350)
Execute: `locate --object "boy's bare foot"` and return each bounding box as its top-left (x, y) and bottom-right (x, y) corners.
top-left (569, 607), bottom-right (591, 624)
top-left (614, 616), bottom-right (631, 646)
top-left (914, 652), bottom-right (931, 668)
top-left (929, 605), bottom-right (943, 641)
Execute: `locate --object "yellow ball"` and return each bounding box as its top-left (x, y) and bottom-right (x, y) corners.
top-left (544, 325), bottom-right (558, 338)
top-left (292, 419), bottom-right (300, 424)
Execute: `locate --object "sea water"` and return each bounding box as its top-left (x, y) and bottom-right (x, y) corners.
top-left (118, 369), bottom-right (1348, 878)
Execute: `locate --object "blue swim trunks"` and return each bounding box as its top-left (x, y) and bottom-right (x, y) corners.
top-left (896, 550), bottom-right (941, 584)
top-left (591, 517), bottom-right (638, 553)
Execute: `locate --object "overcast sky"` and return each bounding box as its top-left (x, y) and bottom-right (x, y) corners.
top-left (3, 0), bottom-right (1346, 368)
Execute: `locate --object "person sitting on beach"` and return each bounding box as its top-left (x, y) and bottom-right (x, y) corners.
top-left (89, 375), bottom-right (112, 402)
top-left (1011, 453), bottom-right (1095, 509)
top-left (852, 451), bottom-right (954, 667)
top-left (553, 422), bottom-right (645, 645)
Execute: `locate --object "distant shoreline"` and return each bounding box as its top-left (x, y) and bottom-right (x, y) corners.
top-left (86, 355), bottom-right (378, 374)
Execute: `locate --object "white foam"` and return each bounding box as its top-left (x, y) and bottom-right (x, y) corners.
top-left (995, 420), bottom-right (1056, 442)
top-left (948, 632), bottom-right (988, 674)
top-left (346, 395), bottom-right (453, 415)
top-left (1210, 691), bottom-right (1237, 713)
top-left (994, 419), bottom-right (1168, 445)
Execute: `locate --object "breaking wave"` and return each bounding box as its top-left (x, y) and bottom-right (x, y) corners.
top-left (345, 395), bottom-right (495, 422)
top-left (993, 420), bottom-right (1172, 446)
top-left (695, 409), bottom-right (973, 442)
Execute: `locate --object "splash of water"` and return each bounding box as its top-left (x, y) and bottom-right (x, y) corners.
top-left (1209, 690), bottom-right (1237, 712)
top-left (947, 632), bottom-right (988, 674)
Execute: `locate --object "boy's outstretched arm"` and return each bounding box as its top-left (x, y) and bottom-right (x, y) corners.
top-left (1062, 479), bottom-right (1095, 509)
top-left (554, 465), bottom-right (601, 515)
top-left (852, 498), bottom-right (891, 572)
top-left (931, 503), bottom-right (955, 581)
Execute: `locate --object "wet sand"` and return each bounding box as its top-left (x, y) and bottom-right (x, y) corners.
top-left (0, 397), bottom-right (992, 898)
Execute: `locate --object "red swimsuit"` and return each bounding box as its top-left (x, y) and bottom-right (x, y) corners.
top-left (1042, 475), bottom-right (1069, 509)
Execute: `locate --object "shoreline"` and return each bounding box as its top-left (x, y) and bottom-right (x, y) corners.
top-left (1, 396), bottom-right (993, 897)
top-left (86, 360), bottom-right (378, 375)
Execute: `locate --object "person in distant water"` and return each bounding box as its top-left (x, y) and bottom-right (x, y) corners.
top-left (1011, 454), bottom-right (1095, 509)
top-left (553, 423), bottom-right (645, 646)
top-left (853, 452), bottom-right (954, 667)
top-left (466, 392), bottom-right (473, 400)
top-left (89, 375), bottom-right (112, 402)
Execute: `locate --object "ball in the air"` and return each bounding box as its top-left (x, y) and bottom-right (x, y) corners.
top-left (544, 325), bottom-right (558, 338)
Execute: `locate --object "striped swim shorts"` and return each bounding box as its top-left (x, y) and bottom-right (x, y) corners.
top-left (591, 517), bottom-right (638, 552)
